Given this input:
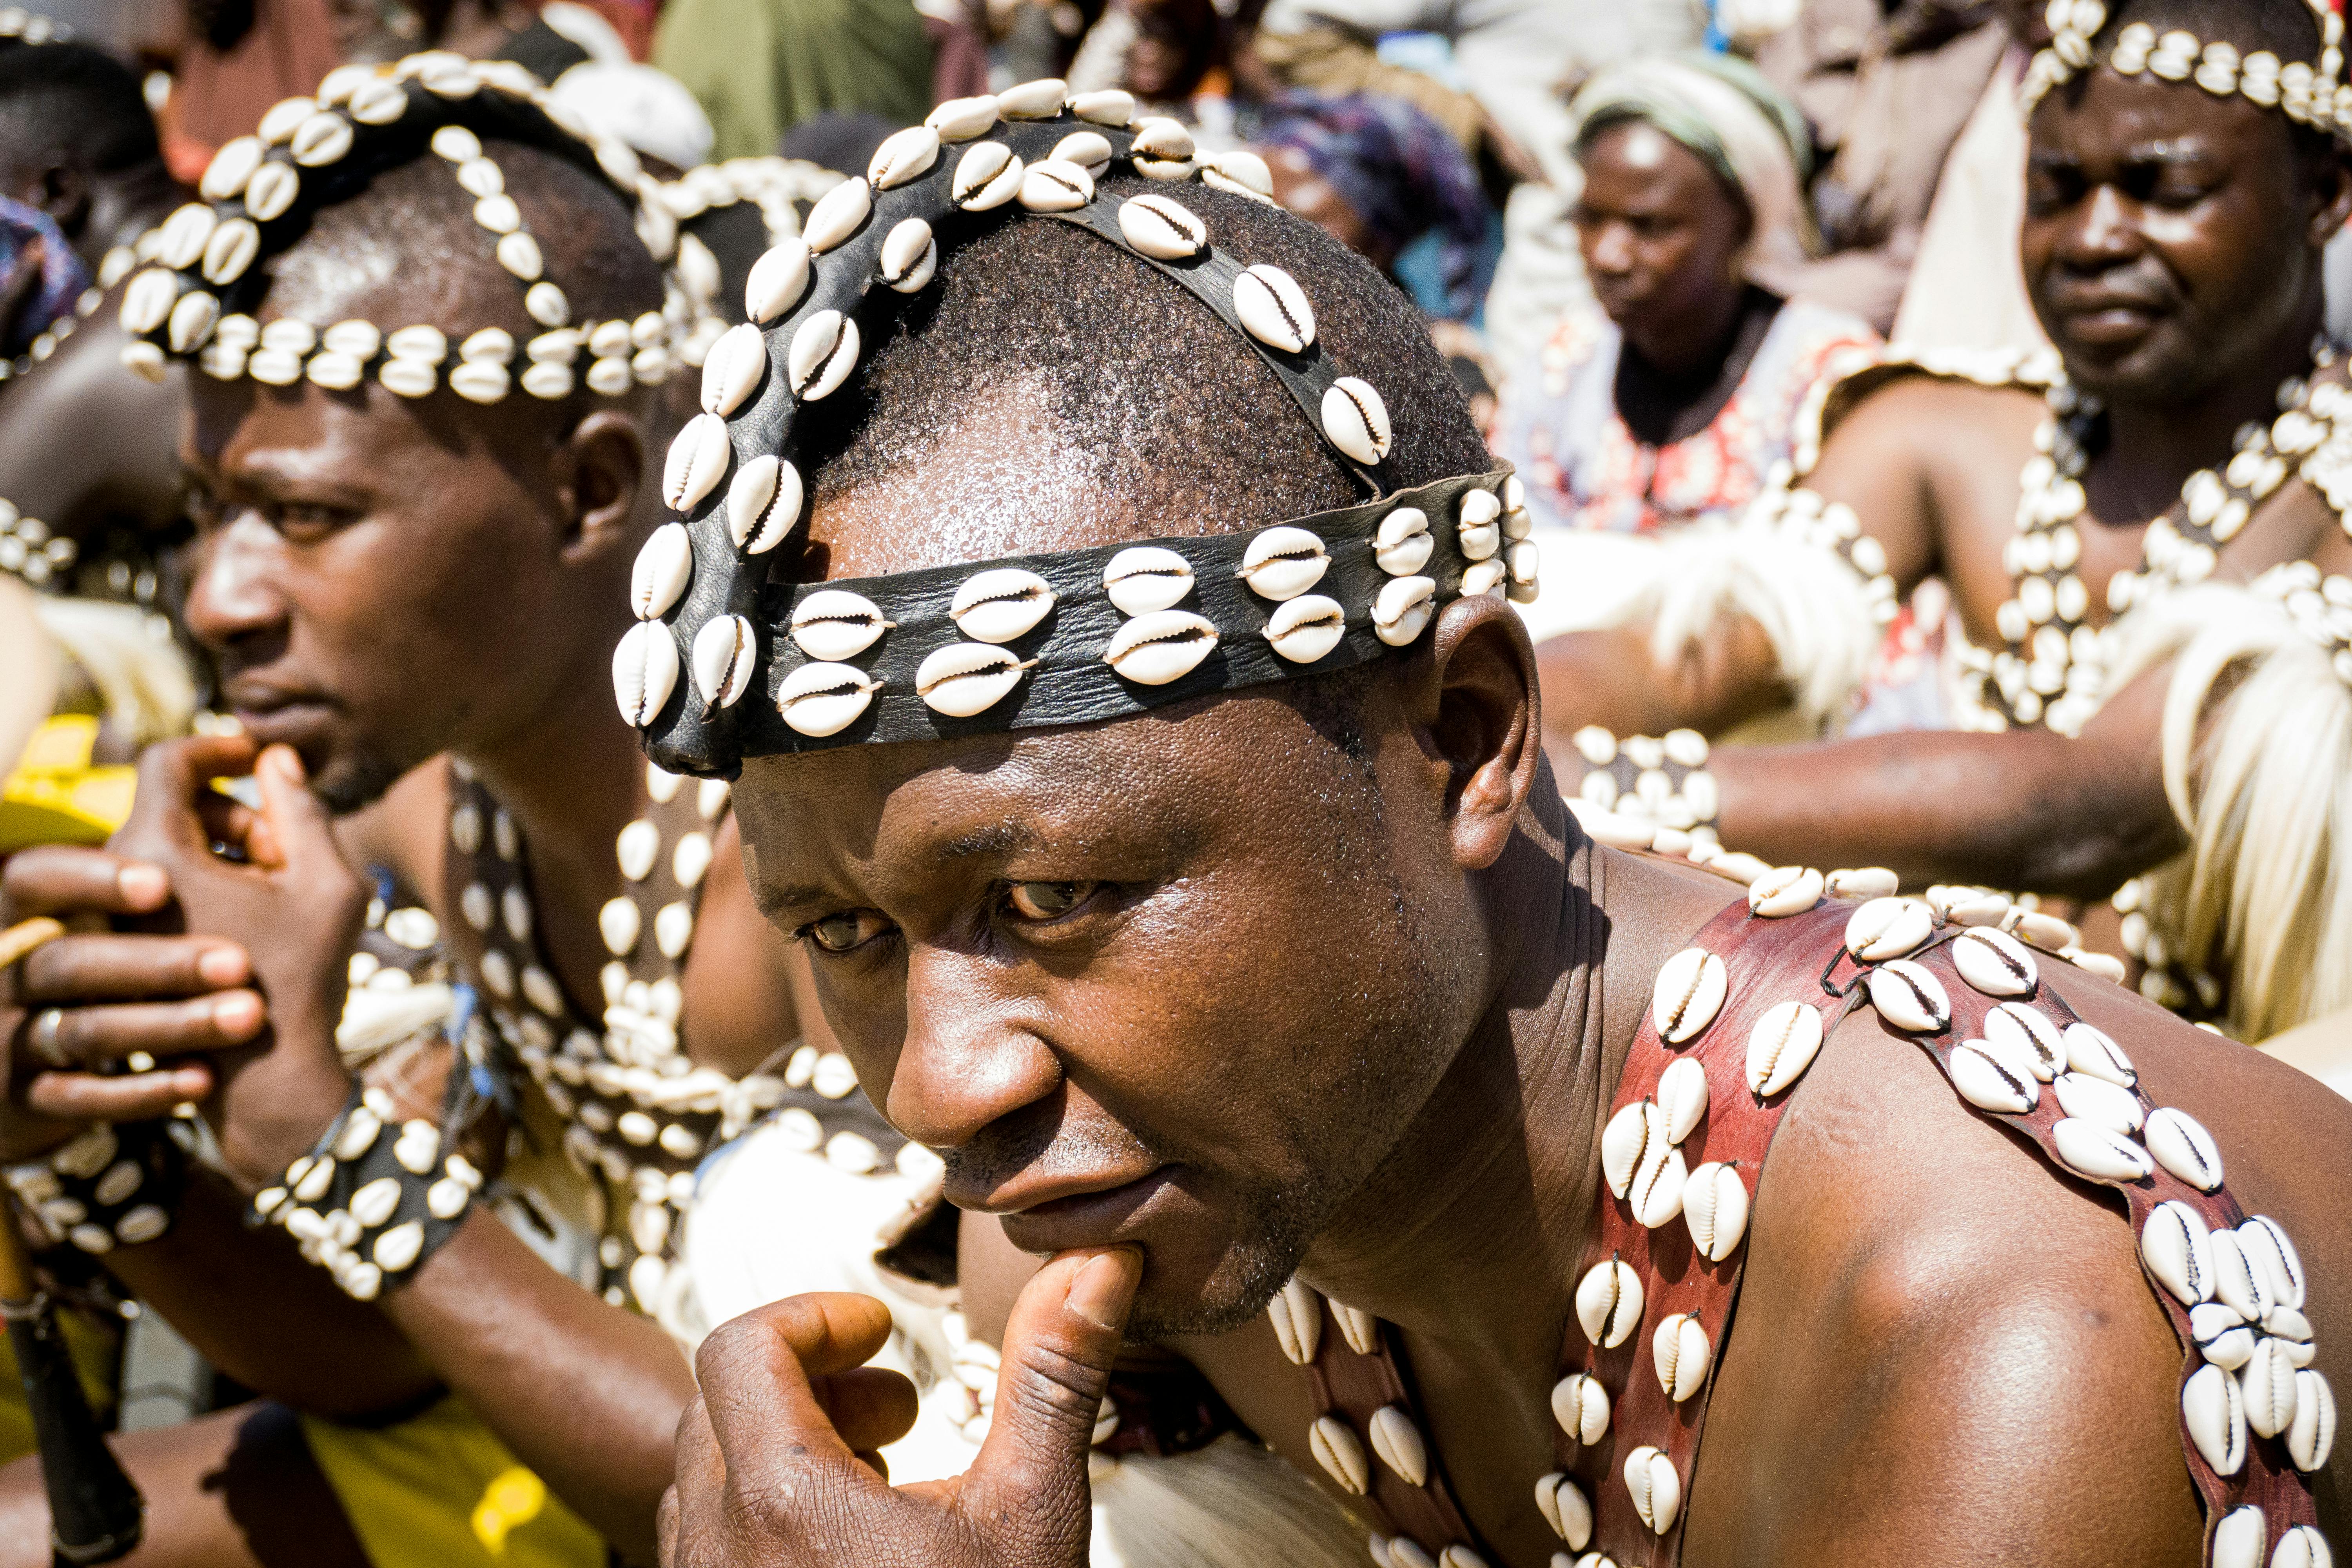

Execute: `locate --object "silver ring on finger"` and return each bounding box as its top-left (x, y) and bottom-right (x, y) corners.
top-left (27, 1008), bottom-right (70, 1069)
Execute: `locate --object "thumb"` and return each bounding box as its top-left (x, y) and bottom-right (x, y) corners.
top-left (252, 745), bottom-right (338, 872)
top-left (960, 1246), bottom-right (1141, 1557)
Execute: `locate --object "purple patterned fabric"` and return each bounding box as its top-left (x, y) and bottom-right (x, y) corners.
top-left (0, 196), bottom-right (92, 359)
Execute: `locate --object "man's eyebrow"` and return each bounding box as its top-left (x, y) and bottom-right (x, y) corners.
top-left (940, 822), bottom-right (1036, 860)
top-left (752, 882), bottom-right (840, 920)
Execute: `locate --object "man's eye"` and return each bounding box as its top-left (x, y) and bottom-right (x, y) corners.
top-left (805, 910), bottom-right (892, 953)
top-left (1004, 882), bottom-right (1092, 921)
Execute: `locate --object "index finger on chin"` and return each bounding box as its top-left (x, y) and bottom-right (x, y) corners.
top-left (692, 1293), bottom-right (898, 1481)
top-left (113, 736), bottom-right (261, 859)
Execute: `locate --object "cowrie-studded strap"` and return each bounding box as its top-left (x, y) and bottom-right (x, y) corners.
top-left (731, 468), bottom-right (1510, 754)
top-left (1570, 896), bottom-right (2327, 1568)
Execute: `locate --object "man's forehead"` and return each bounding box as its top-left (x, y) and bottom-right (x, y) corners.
top-left (2036, 71), bottom-right (2279, 162)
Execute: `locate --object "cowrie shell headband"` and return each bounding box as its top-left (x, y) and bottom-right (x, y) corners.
top-left (2022, 0), bottom-right (2350, 132)
top-left (624, 82), bottom-right (1540, 776)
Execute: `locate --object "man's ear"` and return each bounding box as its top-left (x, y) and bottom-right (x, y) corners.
top-left (1418, 593), bottom-right (1544, 871)
top-left (2311, 147), bottom-right (2352, 249)
top-left (554, 407), bottom-right (648, 565)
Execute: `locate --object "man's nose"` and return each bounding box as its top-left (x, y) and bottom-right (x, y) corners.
top-left (181, 512), bottom-right (288, 650)
top-left (885, 944), bottom-right (1062, 1150)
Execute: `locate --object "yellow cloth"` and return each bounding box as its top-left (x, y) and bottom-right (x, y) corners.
top-left (300, 1396), bottom-right (603, 1568)
top-left (0, 715), bottom-right (136, 852)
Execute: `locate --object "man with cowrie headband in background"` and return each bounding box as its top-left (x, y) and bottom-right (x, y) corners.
top-left (611, 69), bottom-right (2350, 1568)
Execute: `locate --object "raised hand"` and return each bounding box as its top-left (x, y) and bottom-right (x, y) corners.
top-left (107, 735), bottom-right (367, 1187)
top-left (662, 1247), bottom-right (1143, 1568)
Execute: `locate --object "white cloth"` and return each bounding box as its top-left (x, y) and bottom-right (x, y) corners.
top-left (1891, 53), bottom-right (2049, 357)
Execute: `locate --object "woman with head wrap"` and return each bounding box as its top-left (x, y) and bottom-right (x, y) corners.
top-left (1493, 52), bottom-right (1879, 540)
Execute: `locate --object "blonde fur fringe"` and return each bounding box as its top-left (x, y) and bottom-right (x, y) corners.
top-left (1091, 1434), bottom-right (1371, 1568)
top-left (32, 597), bottom-right (197, 745)
top-left (2107, 581), bottom-right (2352, 1040)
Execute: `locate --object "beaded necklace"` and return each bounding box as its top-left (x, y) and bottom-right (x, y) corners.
top-left (441, 757), bottom-right (919, 1314)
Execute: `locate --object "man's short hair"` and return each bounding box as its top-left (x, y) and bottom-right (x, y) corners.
top-left (0, 42), bottom-right (158, 174)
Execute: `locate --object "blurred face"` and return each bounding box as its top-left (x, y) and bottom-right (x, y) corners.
top-left (1262, 145), bottom-right (1384, 268)
top-left (2025, 69), bottom-right (2341, 401)
top-left (1573, 122), bottom-right (1752, 344)
top-left (730, 403), bottom-right (1499, 1339)
top-left (178, 329), bottom-right (633, 811)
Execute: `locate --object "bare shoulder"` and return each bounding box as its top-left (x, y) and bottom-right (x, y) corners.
top-left (1816, 373), bottom-right (2043, 472)
top-left (1686, 964), bottom-right (2349, 1566)
top-left (1593, 850), bottom-right (1751, 1053)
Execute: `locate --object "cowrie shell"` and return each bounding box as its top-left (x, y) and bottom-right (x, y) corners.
top-left (169, 290), bottom-right (222, 353)
top-left (1103, 546), bottom-right (1194, 614)
top-left (387, 324), bottom-right (446, 362)
top-left (2062, 1022), bottom-right (2136, 1087)
top-left (746, 239), bottom-right (812, 324)
top-left (2182, 1362), bottom-right (2247, 1474)
top-left (350, 1175), bottom-right (401, 1227)
top-left (2051, 1117), bottom-right (2153, 1182)
top-left (1238, 526), bottom-right (1330, 601)
top-left (2053, 1071), bottom-right (2142, 1135)
top-left (1551, 1372), bottom-right (1610, 1445)
top-left (1846, 897), bottom-right (1931, 961)
top-left (2211, 1229), bottom-right (2275, 1321)
top-left (1744, 1001), bottom-right (1823, 1096)
top-left (1069, 88), bottom-right (1134, 125)
top-left (1019, 158), bottom-right (1095, 212)
top-left (926, 94), bottom-right (999, 140)
top-left (996, 76), bottom-right (1067, 118)
top-left (158, 203), bottom-right (218, 270)
top-left (379, 358), bottom-right (437, 397)
top-left (1651, 947), bottom-right (1728, 1044)
top-left (1119, 192), bottom-right (1207, 259)
top-left (448, 361), bottom-right (510, 403)
top-left (1984, 1002), bottom-right (2065, 1080)
top-left (1267, 1278), bottom-right (1321, 1365)
top-left (790, 589), bottom-right (892, 661)
top-left (1536, 1473), bottom-right (1593, 1550)
top-left (524, 282), bottom-right (569, 328)
top-left (2238, 1215), bottom-right (2306, 1309)
top-left (1824, 866), bottom-right (1898, 899)
top-left (950, 567), bottom-right (1057, 643)
top-left (612, 621), bottom-right (680, 726)
top-left (2192, 1301), bottom-right (2256, 1370)
top-left (1200, 147), bottom-right (1274, 198)
top-left (917, 642), bottom-right (1032, 717)
top-left (1308, 1415), bottom-right (1369, 1494)
top-left (879, 218), bottom-right (937, 292)
top-left (777, 661), bottom-right (882, 737)
top-left (600, 896), bottom-right (641, 956)
top-left (1104, 609), bottom-right (1219, 685)
top-left (700, 323), bottom-right (767, 416)
top-left (201, 136), bottom-right (265, 201)
top-left (1623, 1446), bottom-right (1680, 1535)
top-left (2210, 1508), bottom-right (2265, 1568)
top-left (372, 1218), bottom-right (426, 1273)
top-left (2274, 1525), bottom-right (2332, 1568)
top-left (1328, 1301), bottom-right (1379, 1355)
top-left (245, 160), bottom-right (300, 221)
top-left (202, 218), bottom-right (261, 284)
top-left (1653, 1313), bottom-right (1711, 1402)
top-left (952, 142), bottom-right (1024, 210)
top-left (692, 615), bottom-right (757, 710)
top-left (120, 268), bottom-right (177, 335)
top-left (1373, 508), bottom-right (1433, 575)
top-left (1867, 959), bottom-right (1949, 1033)
top-left (496, 231), bottom-right (543, 280)
top-left (472, 192), bottom-right (521, 232)
top-left (630, 523), bottom-right (693, 619)
top-left (1051, 130), bottom-right (1113, 172)
top-left (290, 111), bottom-right (353, 167)
top-left (2154, 1105), bottom-right (2220, 1189)
top-left (1628, 1141), bottom-right (1685, 1228)
top-left (1131, 114), bottom-right (1195, 165)
top-left (1655, 1056), bottom-right (1709, 1143)
top-left (1372, 575), bottom-right (1436, 646)
top-left (258, 96), bottom-right (318, 144)
top-left (459, 326), bottom-right (512, 363)
top-left (1265, 595), bottom-right (1345, 664)
top-left (788, 310), bottom-right (858, 400)
top-left (428, 122), bottom-right (479, 161)
top-left (2288, 1371), bottom-right (2336, 1471)
top-left (1746, 865), bottom-right (1822, 916)
top-left (2244, 1337), bottom-right (2300, 1439)
top-left (1234, 263), bottom-right (1316, 353)
top-left (2140, 1200), bottom-right (2214, 1305)
top-left (1368, 1406), bottom-right (1427, 1486)
top-left (1463, 558), bottom-right (1513, 597)
top-left (1953, 927), bottom-right (2037, 995)
top-left (664, 413), bottom-right (731, 512)
top-left (1575, 1258), bottom-right (1642, 1348)
top-left (1683, 1161), bottom-right (1748, 1261)
top-left (1321, 376), bottom-right (1392, 465)
top-left (1951, 1042), bottom-right (2038, 1114)
top-left (802, 177), bottom-right (872, 252)
top-left (868, 123), bottom-right (941, 188)
top-left (347, 77), bottom-right (406, 124)
top-left (727, 454), bottom-right (800, 555)
top-left (2008, 908), bottom-right (2077, 952)
top-left (1601, 1100), bottom-right (1666, 1200)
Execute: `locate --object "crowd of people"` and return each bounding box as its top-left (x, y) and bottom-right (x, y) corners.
top-left (0, 2), bottom-right (2344, 1567)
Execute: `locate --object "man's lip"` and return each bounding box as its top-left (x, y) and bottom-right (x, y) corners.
top-left (228, 695), bottom-right (335, 743)
top-left (961, 1162), bottom-right (1168, 1217)
top-left (2058, 306), bottom-right (2162, 348)
top-left (995, 1168), bottom-right (1178, 1254)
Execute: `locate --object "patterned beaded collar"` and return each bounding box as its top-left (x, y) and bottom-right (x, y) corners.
top-left (2022, 0), bottom-right (2350, 132)
top-left (116, 52), bottom-right (718, 406)
top-left (624, 80), bottom-right (1538, 779)
top-left (441, 759), bottom-right (923, 1315)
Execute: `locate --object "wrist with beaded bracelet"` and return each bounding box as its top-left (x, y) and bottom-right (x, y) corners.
top-left (250, 1084), bottom-right (485, 1301)
top-left (4, 1118), bottom-right (188, 1256)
